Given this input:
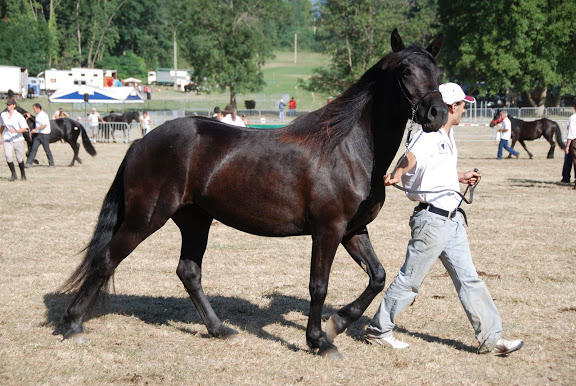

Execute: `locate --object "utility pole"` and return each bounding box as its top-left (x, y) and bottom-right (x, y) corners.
top-left (173, 29), bottom-right (178, 90)
top-left (294, 32), bottom-right (298, 64)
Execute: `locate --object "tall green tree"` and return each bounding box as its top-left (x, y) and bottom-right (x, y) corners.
top-left (179, 0), bottom-right (279, 107)
top-left (438, 0), bottom-right (576, 107)
top-left (301, 0), bottom-right (440, 97)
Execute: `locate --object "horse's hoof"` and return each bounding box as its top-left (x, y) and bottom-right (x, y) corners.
top-left (218, 325), bottom-right (239, 339)
top-left (325, 314), bottom-right (344, 343)
top-left (318, 347), bottom-right (344, 360)
top-left (63, 332), bottom-right (88, 344)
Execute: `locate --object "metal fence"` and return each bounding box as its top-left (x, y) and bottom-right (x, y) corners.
top-left (85, 105), bottom-right (571, 145)
top-left (96, 122), bottom-right (143, 143)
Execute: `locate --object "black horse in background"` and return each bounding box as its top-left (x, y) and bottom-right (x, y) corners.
top-left (24, 117), bottom-right (97, 166)
top-left (58, 30), bottom-right (448, 359)
top-left (102, 111), bottom-right (140, 142)
top-left (490, 110), bottom-right (565, 158)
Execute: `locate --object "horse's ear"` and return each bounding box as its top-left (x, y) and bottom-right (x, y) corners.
top-left (426, 33), bottom-right (443, 57)
top-left (391, 29), bottom-right (405, 53)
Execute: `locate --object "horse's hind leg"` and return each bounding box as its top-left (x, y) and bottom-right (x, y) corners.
top-left (68, 141), bottom-right (81, 166)
top-left (545, 136), bottom-right (555, 158)
top-left (63, 215), bottom-right (169, 340)
top-left (172, 206), bottom-right (238, 338)
top-left (325, 230), bottom-right (385, 343)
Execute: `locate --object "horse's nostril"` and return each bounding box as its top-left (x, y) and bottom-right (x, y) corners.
top-left (429, 106), bottom-right (438, 118)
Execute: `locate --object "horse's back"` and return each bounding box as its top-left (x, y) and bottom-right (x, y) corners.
top-left (122, 117), bottom-right (366, 236)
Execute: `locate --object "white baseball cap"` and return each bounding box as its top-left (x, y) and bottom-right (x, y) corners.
top-left (439, 82), bottom-right (475, 105)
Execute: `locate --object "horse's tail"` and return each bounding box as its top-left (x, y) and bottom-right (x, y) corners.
top-left (75, 120), bottom-right (97, 156)
top-left (554, 121), bottom-right (566, 150)
top-left (59, 141), bottom-right (140, 298)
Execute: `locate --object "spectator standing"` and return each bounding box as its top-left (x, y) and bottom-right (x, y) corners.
top-left (561, 97), bottom-right (576, 184)
top-left (25, 103), bottom-right (55, 168)
top-left (88, 108), bottom-right (103, 143)
top-left (213, 106), bottom-right (223, 121)
top-left (221, 104), bottom-right (246, 127)
top-left (140, 111), bottom-right (153, 136)
top-left (289, 97), bottom-right (296, 117)
top-left (278, 99), bottom-right (286, 120)
top-left (0, 98), bottom-right (28, 181)
top-left (496, 111), bottom-right (519, 159)
top-left (53, 107), bottom-right (70, 119)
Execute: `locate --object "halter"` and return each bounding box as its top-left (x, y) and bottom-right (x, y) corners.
top-left (395, 70), bottom-right (441, 124)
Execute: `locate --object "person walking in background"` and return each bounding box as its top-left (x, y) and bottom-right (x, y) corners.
top-left (365, 83), bottom-right (523, 356)
top-left (496, 111), bottom-right (519, 159)
top-left (140, 111), bottom-right (152, 136)
top-left (25, 103), bottom-right (55, 168)
top-left (53, 107), bottom-right (70, 119)
top-left (88, 108), bottom-right (103, 143)
top-left (289, 97), bottom-right (296, 117)
top-left (221, 104), bottom-right (246, 127)
top-left (278, 98), bottom-right (286, 120)
top-left (561, 97), bottom-right (576, 184)
top-left (0, 98), bottom-right (28, 181)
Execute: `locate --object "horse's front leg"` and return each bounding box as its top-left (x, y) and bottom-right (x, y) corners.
top-left (307, 228), bottom-right (344, 359)
top-left (325, 229), bottom-right (386, 343)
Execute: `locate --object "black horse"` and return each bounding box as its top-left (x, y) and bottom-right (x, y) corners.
top-left (59, 30), bottom-right (448, 359)
top-left (18, 107), bottom-right (96, 167)
top-left (102, 111), bottom-right (140, 142)
top-left (24, 116), bottom-right (97, 167)
top-left (490, 110), bottom-right (565, 158)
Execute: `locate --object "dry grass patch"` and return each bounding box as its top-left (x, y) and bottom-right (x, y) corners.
top-left (0, 140), bottom-right (574, 384)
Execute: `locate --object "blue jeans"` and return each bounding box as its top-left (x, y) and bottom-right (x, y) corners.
top-left (561, 152), bottom-right (574, 182)
top-left (497, 139), bottom-right (519, 159)
top-left (367, 207), bottom-right (503, 351)
top-left (279, 110), bottom-right (285, 120)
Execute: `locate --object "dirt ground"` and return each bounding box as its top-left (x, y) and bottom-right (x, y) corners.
top-left (0, 138), bottom-right (574, 385)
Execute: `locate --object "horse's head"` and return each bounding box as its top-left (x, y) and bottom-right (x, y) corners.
top-left (390, 29), bottom-right (448, 132)
top-left (489, 110), bottom-right (503, 127)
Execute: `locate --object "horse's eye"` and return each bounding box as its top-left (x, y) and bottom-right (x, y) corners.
top-left (403, 69), bottom-right (412, 77)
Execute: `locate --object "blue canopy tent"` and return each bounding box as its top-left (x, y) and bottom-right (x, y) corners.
top-left (48, 85), bottom-right (144, 104)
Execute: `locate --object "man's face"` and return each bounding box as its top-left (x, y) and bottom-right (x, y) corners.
top-left (451, 101), bottom-right (466, 125)
top-left (33, 106), bottom-right (41, 114)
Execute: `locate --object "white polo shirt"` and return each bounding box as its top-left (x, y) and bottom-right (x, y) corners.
top-left (35, 110), bottom-right (51, 134)
top-left (401, 127), bottom-right (462, 211)
top-left (500, 117), bottom-right (512, 141)
top-left (0, 110), bottom-right (27, 143)
top-left (567, 112), bottom-right (576, 140)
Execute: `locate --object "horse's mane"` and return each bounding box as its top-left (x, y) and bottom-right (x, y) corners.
top-left (278, 46), bottom-right (430, 155)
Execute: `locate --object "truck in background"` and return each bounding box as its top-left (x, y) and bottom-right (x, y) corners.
top-left (147, 68), bottom-right (192, 89)
top-left (0, 65), bottom-right (28, 96)
top-left (37, 68), bottom-right (118, 94)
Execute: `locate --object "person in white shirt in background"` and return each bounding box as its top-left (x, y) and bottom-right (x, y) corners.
top-left (365, 82), bottom-right (523, 356)
top-left (496, 111), bottom-right (519, 159)
top-left (220, 104), bottom-right (246, 127)
top-left (140, 111), bottom-right (153, 136)
top-left (25, 103), bottom-right (55, 168)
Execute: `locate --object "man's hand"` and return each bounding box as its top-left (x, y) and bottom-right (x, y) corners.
top-left (384, 173), bottom-right (402, 186)
top-left (459, 170), bottom-right (482, 186)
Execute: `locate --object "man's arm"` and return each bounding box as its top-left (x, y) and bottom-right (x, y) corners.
top-left (458, 170), bottom-right (482, 186)
top-left (384, 152), bottom-right (416, 186)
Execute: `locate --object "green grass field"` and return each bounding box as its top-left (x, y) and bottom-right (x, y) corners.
top-left (16, 51), bottom-right (328, 115)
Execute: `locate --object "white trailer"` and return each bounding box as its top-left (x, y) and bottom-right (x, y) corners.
top-left (0, 65), bottom-right (28, 95)
top-left (38, 68), bottom-right (117, 93)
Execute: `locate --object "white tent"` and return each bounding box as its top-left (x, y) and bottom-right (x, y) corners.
top-left (122, 77), bottom-right (142, 86)
top-left (48, 85), bottom-right (144, 104)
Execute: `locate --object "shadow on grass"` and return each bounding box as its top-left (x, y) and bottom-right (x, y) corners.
top-left (394, 326), bottom-right (478, 354)
top-left (507, 178), bottom-right (571, 187)
top-left (43, 291), bottom-right (372, 353)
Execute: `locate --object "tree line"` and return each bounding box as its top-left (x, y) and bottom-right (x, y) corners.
top-left (1, 0), bottom-right (575, 107)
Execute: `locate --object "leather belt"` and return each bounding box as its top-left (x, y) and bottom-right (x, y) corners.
top-left (418, 202), bottom-right (457, 218)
